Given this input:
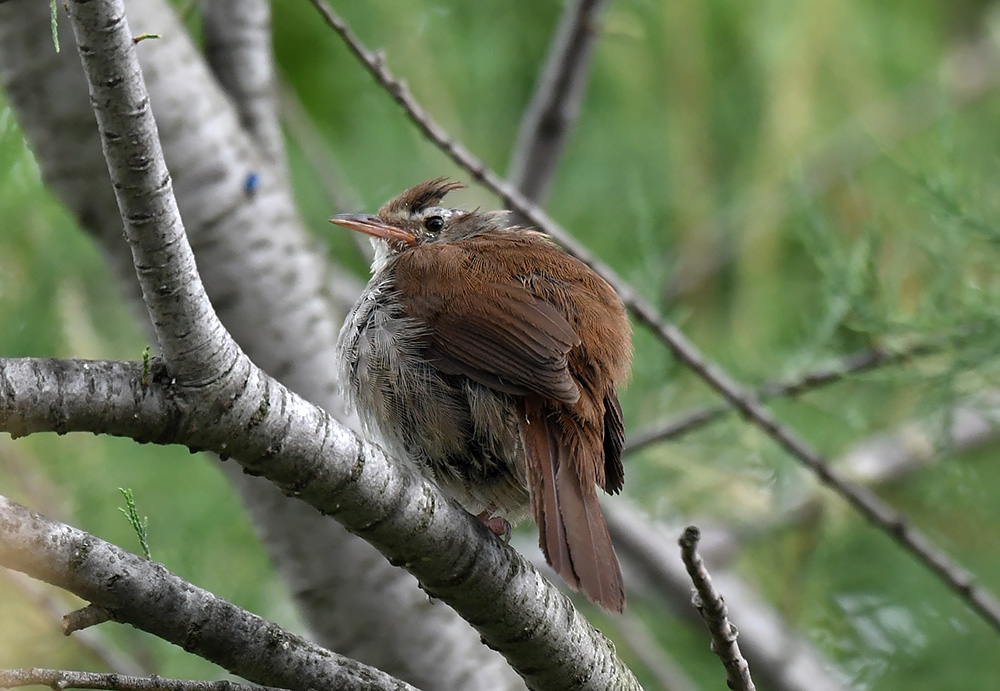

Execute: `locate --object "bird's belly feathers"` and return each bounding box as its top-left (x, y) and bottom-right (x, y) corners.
top-left (337, 285), bottom-right (529, 518)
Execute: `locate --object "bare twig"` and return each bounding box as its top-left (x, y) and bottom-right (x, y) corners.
top-left (306, 0), bottom-right (1000, 636)
top-left (1, 571), bottom-right (147, 676)
top-left (679, 527), bottom-right (755, 691)
top-left (0, 669), bottom-right (284, 691)
top-left (626, 336), bottom-right (952, 453)
top-left (507, 0), bottom-right (609, 207)
top-left (63, 604), bottom-right (112, 635)
top-left (607, 505), bottom-right (846, 691)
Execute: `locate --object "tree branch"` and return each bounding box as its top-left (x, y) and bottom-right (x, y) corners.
top-left (0, 359), bottom-right (179, 443)
top-left (201, 0), bottom-right (286, 173)
top-left (626, 335), bottom-right (954, 453)
top-left (0, 498), bottom-right (415, 691)
top-left (63, 605), bottom-right (112, 636)
top-left (606, 504), bottom-right (846, 691)
top-left (507, 0), bottom-right (609, 206)
top-left (679, 527), bottom-right (755, 691)
top-left (0, 354), bottom-right (638, 690)
top-left (66, 0), bottom-right (236, 387)
top-left (305, 0), bottom-right (1000, 637)
top-left (0, 669), bottom-right (283, 691)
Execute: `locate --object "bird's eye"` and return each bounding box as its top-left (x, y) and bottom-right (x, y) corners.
top-left (424, 215), bottom-right (445, 233)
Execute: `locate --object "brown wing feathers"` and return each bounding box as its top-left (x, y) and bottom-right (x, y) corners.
top-left (395, 230), bottom-right (629, 611)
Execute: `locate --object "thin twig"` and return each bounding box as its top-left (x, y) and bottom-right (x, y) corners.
top-left (63, 604), bottom-right (112, 635)
top-left (607, 505), bottom-right (846, 691)
top-left (0, 668), bottom-right (286, 691)
top-left (507, 0), bottom-right (609, 207)
top-left (1, 571), bottom-right (146, 676)
top-left (626, 336), bottom-right (951, 453)
top-left (307, 0), bottom-right (1000, 636)
top-left (679, 527), bottom-right (755, 691)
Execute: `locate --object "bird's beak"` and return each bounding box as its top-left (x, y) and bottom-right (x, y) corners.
top-left (328, 213), bottom-right (417, 247)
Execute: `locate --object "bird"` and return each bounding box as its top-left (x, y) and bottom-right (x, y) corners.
top-left (333, 178), bottom-right (632, 611)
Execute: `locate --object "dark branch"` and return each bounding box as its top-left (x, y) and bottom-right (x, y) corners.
top-left (626, 336), bottom-right (953, 453)
top-left (606, 505), bottom-right (847, 691)
top-left (679, 527), bottom-right (756, 691)
top-left (508, 0), bottom-right (609, 207)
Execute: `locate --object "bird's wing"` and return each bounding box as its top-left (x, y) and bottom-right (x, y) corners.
top-left (392, 239), bottom-right (581, 404)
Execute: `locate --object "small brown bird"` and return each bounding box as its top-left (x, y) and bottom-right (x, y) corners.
top-left (334, 179), bottom-right (632, 611)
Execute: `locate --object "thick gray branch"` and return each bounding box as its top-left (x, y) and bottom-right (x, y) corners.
top-left (0, 359), bottom-right (177, 443)
top-left (65, 0), bottom-right (236, 386)
top-left (0, 498), bottom-right (417, 691)
top-left (0, 354), bottom-right (639, 691)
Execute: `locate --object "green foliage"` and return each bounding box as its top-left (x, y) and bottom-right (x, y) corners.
top-left (49, 0), bottom-right (58, 53)
top-left (117, 488), bottom-right (151, 560)
top-left (140, 346), bottom-right (151, 387)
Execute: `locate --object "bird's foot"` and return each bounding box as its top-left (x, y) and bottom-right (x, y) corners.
top-left (476, 511), bottom-right (512, 543)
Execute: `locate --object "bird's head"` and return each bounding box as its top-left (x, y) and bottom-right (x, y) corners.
top-left (329, 178), bottom-right (509, 270)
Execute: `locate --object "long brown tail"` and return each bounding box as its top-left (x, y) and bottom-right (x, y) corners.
top-left (521, 397), bottom-right (625, 612)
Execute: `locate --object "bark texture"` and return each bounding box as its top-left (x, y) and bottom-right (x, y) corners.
top-left (0, 2), bottom-right (523, 688)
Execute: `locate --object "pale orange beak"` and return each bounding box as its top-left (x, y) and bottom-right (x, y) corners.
top-left (329, 213), bottom-right (417, 247)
